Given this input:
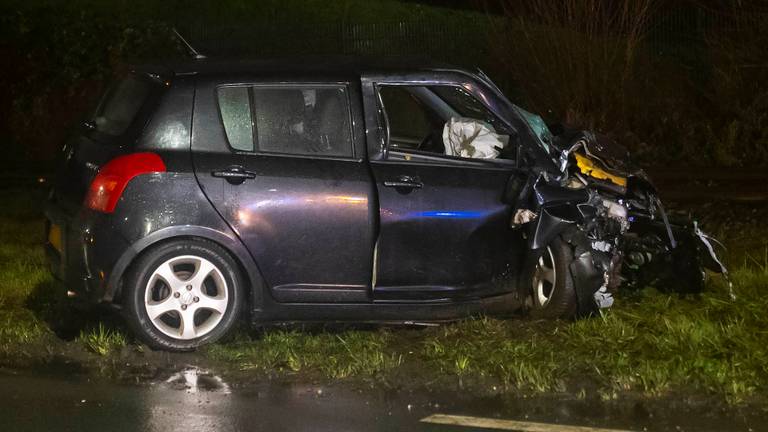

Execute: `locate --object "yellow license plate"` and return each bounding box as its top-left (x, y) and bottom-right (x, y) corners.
top-left (48, 223), bottom-right (62, 253)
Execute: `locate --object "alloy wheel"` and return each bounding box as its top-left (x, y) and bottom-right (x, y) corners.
top-left (532, 246), bottom-right (557, 307)
top-left (144, 255), bottom-right (229, 340)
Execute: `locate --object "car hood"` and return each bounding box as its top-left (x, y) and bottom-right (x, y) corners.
top-left (552, 129), bottom-right (654, 191)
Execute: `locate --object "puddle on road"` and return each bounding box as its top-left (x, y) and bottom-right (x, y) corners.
top-left (162, 367), bottom-right (231, 394)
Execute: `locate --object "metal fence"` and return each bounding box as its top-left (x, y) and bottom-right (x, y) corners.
top-left (189, 19), bottom-right (490, 65)
top-left (649, 6), bottom-right (768, 44)
top-left (186, 6), bottom-right (767, 69)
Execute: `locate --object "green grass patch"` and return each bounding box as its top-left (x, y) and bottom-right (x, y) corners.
top-left (207, 329), bottom-right (403, 379)
top-left (0, 309), bottom-right (46, 348)
top-left (418, 264), bottom-right (768, 402)
top-left (0, 188), bottom-right (51, 354)
top-left (77, 323), bottom-right (127, 356)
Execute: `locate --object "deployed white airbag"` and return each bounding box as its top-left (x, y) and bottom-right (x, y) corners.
top-left (442, 117), bottom-right (509, 159)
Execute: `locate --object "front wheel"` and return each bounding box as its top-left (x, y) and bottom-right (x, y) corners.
top-left (123, 239), bottom-right (244, 351)
top-left (528, 236), bottom-right (577, 319)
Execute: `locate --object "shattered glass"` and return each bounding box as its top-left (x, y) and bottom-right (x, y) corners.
top-left (217, 86), bottom-right (254, 151)
top-left (515, 106), bottom-right (554, 155)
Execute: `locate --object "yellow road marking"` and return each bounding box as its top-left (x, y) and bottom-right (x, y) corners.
top-left (420, 414), bottom-right (635, 432)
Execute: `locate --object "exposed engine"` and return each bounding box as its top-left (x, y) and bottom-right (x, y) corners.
top-left (514, 131), bottom-right (729, 315)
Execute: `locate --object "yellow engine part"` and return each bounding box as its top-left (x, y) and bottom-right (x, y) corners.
top-left (573, 153), bottom-right (627, 187)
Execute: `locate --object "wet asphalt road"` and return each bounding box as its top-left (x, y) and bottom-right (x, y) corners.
top-left (0, 368), bottom-right (764, 432)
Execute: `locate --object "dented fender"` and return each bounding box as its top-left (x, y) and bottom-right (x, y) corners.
top-left (569, 249), bottom-right (606, 315)
top-left (526, 175), bottom-right (589, 250)
top-left (528, 205), bottom-right (577, 250)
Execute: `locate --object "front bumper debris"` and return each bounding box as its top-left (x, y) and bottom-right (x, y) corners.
top-left (514, 131), bottom-right (729, 315)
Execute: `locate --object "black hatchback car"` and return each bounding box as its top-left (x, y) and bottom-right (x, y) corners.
top-left (45, 58), bottom-right (726, 351)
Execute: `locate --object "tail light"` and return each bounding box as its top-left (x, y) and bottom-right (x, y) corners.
top-left (85, 153), bottom-right (166, 213)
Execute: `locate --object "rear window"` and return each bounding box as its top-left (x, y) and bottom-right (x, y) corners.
top-left (93, 76), bottom-right (155, 136)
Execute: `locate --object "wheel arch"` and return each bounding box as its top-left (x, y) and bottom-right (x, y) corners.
top-left (104, 225), bottom-right (266, 314)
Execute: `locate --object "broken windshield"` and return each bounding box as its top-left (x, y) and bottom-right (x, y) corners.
top-left (473, 70), bottom-right (557, 160)
top-left (515, 106), bottom-right (555, 155)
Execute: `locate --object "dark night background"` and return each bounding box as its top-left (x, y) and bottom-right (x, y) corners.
top-left (1, 0), bottom-right (767, 173)
top-left (2, 4), bottom-right (768, 427)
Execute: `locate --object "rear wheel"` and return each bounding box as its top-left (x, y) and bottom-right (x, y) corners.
top-left (529, 236), bottom-right (577, 319)
top-left (124, 239), bottom-right (244, 351)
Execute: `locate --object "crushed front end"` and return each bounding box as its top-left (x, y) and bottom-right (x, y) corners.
top-left (514, 131), bottom-right (729, 315)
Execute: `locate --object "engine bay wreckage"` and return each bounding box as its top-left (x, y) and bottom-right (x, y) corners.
top-left (510, 129), bottom-right (730, 316)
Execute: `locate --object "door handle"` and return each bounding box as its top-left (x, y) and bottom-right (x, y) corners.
top-left (211, 166), bottom-right (256, 184)
top-left (384, 175), bottom-right (423, 189)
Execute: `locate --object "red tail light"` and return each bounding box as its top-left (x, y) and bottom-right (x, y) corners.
top-left (85, 153), bottom-right (166, 213)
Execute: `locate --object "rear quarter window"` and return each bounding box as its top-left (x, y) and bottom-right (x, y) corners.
top-left (93, 76), bottom-right (156, 136)
top-left (217, 87), bottom-right (254, 152)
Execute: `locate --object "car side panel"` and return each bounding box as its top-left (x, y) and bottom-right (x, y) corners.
top-left (370, 158), bottom-right (518, 288)
top-left (70, 76), bottom-right (266, 310)
top-left (191, 75), bottom-right (377, 303)
top-left (103, 171), bottom-right (265, 311)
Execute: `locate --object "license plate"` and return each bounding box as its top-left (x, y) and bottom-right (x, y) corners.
top-left (48, 223), bottom-right (62, 253)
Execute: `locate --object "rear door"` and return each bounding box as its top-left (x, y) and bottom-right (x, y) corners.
top-left (363, 75), bottom-right (524, 300)
top-left (192, 75), bottom-right (376, 303)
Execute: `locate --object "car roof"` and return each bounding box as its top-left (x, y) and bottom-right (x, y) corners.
top-left (134, 56), bottom-right (473, 80)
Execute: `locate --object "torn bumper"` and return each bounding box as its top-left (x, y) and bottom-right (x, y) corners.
top-left (622, 213), bottom-right (729, 295)
top-left (517, 171), bottom-right (728, 316)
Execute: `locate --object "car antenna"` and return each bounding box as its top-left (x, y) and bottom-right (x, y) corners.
top-left (173, 28), bottom-right (206, 60)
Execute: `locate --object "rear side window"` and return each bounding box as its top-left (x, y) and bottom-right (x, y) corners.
top-left (93, 76), bottom-right (154, 136)
top-left (216, 85), bottom-right (354, 158)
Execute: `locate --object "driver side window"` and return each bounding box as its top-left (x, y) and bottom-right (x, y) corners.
top-left (378, 86), bottom-right (434, 151)
top-left (377, 84), bottom-right (514, 161)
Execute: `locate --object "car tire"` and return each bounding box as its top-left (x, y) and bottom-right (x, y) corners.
top-left (123, 238), bottom-right (244, 351)
top-left (528, 236), bottom-right (577, 319)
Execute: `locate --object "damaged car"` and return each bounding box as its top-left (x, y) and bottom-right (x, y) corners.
top-left (514, 127), bottom-right (729, 317)
top-left (44, 58), bottom-right (728, 351)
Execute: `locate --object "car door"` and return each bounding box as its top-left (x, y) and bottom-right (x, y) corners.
top-left (192, 75), bottom-right (376, 303)
top-left (363, 75), bottom-right (525, 300)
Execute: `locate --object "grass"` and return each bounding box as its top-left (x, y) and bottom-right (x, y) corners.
top-left (0, 309), bottom-right (46, 348)
top-left (207, 329), bottom-right (403, 379)
top-left (421, 264), bottom-right (768, 402)
top-left (203, 267), bottom-right (767, 403)
top-left (0, 187), bottom-right (53, 356)
top-left (77, 323), bottom-right (127, 356)
top-left (0, 185), bottom-right (766, 404)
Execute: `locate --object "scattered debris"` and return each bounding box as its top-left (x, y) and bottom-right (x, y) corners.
top-left (516, 130), bottom-right (729, 314)
top-left (512, 209), bottom-right (538, 227)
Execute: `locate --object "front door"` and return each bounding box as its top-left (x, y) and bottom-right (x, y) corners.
top-left (366, 80), bottom-right (524, 299)
top-left (193, 77), bottom-right (375, 303)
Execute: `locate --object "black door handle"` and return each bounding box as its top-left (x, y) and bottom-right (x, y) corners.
top-left (384, 175), bottom-right (423, 189)
top-left (211, 166), bottom-right (256, 184)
